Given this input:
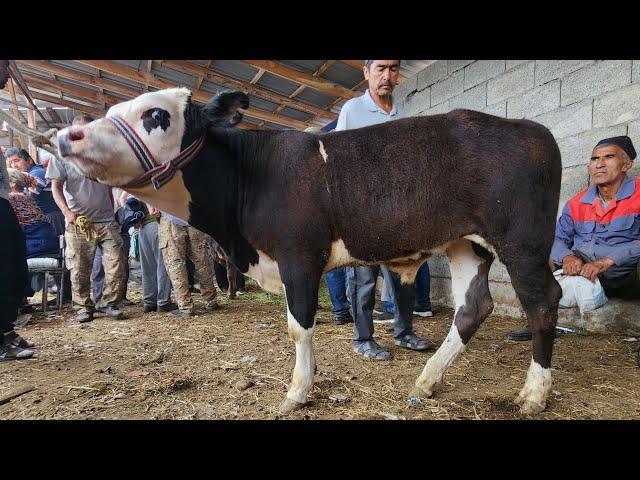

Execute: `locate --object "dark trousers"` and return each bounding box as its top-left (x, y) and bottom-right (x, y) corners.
top-left (213, 261), bottom-right (245, 291)
top-left (0, 302), bottom-right (19, 334)
top-left (600, 262), bottom-right (640, 299)
top-left (326, 268), bottom-right (351, 318)
top-left (346, 265), bottom-right (415, 341)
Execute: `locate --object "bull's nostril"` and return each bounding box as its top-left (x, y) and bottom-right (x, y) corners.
top-left (68, 130), bottom-right (84, 142)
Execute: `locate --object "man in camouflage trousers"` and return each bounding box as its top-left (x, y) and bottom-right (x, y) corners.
top-left (158, 212), bottom-right (220, 317)
top-left (46, 114), bottom-right (125, 322)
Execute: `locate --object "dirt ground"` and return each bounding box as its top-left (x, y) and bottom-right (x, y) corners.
top-left (1, 279), bottom-right (639, 420)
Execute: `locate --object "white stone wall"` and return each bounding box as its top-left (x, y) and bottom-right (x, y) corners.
top-left (394, 60), bottom-right (640, 317)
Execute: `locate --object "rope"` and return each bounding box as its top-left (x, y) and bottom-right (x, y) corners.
top-left (74, 215), bottom-right (98, 241)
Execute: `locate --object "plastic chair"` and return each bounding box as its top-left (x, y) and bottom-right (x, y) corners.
top-left (26, 235), bottom-right (66, 314)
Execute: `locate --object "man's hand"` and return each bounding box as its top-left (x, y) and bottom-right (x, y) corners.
top-left (148, 206), bottom-right (160, 217)
top-left (64, 209), bottom-right (77, 225)
top-left (562, 255), bottom-right (584, 275)
top-left (579, 258), bottom-right (616, 283)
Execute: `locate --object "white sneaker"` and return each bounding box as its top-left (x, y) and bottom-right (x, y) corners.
top-left (413, 308), bottom-right (433, 317)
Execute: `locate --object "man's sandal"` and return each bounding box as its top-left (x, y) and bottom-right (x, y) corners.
top-left (394, 334), bottom-right (433, 351)
top-left (353, 340), bottom-right (391, 361)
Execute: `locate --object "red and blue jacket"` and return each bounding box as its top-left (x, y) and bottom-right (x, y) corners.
top-left (551, 175), bottom-right (640, 279)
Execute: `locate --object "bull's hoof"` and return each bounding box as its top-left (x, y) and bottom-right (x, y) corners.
top-left (408, 386), bottom-right (433, 401)
top-left (516, 398), bottom-right (546, 415)
top-left (278, 398), bottom-right (306, 415)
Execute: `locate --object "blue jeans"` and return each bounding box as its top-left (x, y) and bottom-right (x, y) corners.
top-left (326, 268), bottom-right (351, 319)
top-left (386, 262), bottom-right (432, 312)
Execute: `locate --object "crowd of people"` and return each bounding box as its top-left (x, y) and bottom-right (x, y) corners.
top-left (1, 59), bottom-right (639, 370)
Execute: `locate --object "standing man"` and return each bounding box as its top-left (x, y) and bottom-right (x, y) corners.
top-left (158, 212), bottom-right (220, 317)
top-left (337, 60), bottom-right (433, 360)
top-left (46, 114), bottom-right (125, 323)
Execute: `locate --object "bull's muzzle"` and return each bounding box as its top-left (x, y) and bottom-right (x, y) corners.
top-left (57, 126), bottom-right (84, 158)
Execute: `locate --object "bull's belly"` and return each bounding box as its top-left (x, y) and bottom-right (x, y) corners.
top-left (245, 249), bottom-right (283, 295)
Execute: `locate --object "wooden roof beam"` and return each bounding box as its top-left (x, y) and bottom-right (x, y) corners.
top-left (16, 60), bottom-right (144, 99)
top-left (242, 60), bottom-right (360, 100)
top-left (22, 73), bottom-right (125, 107)
top-left (78, 60), bottom-right (310, 129)
top-left (28, 90), bottom-right (106, 118)
top-left (159, 60), bottom-right (337, 121)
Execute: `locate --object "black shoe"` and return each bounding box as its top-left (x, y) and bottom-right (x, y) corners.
top-left (413, 306), bottom-right (434, 317)
top-left (97, 306), bottom-right (125, 319)
top-left (119, 298), bottom-right (135, 306)
top-left (394, 333), bottom-right (434, 351)
top-left (373, 311), bottom-right (394, 324)
top-left (3, 330), bottom-right (35, 349)
top-left (373, 302), bottom-right (388, 315)
top-left (189, 286), bottom-right (201, 294)
top-left (143, 304), bottom-right (156, 313)
top-left (157, 303), bottom-right (177, 312)
top-left (0, 342), bottom-right (34, 361)
top-left (507, 324), bottom-right (532, 341)
top-left (334, 313), bottom-right (353, 325)
top-left (170, 309), bottom-right (194, 318)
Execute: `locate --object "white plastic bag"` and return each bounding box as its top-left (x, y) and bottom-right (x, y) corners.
top-left (553, 269), bottom-right (607, 313)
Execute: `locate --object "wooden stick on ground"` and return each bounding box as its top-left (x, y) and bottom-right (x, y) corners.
top-left (0, 385), bottom-right (36, 405)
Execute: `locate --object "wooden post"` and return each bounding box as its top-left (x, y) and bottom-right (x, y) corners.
top-left (27, 107), bottom-right (37, 160)
top-left (7, 79), bottom-right (27, 148)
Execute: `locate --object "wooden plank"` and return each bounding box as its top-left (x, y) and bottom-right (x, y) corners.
top-left (8, 62), bottom-right (53, 128)
top-left (242, 60), bottom-right (359, 100)
top-left (28, 91), bottom-right (106, 118)
top-left (22, 73), bottom-right (125, 107)
top-left (27, 108), bottom-right (37, 159)
top-left (6, 79), bottom-right (27, 147)
top-left (78, 60), bottom-right (310, 129)
top-left (194, 60), bottom-right (212, 90)
top-left (274, 60), bottom-right (336, 117)
top-left (46, 107), bottom-right (63, 123)
top-left (16, 60), bottom-right (143, 99)
top-left (160, 60), bottom-right (337, 121)
top-left (0, 385), bottom-right (35, 405)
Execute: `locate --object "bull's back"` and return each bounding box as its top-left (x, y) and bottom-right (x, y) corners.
top-left (320, 110), bottom-right (561, 260)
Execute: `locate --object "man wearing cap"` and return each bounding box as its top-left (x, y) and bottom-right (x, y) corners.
top-left (508, 136), bottom-right (640, 364)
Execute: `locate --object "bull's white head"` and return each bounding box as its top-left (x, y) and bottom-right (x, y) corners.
top-left (57, 87), bottom-right (249, 188)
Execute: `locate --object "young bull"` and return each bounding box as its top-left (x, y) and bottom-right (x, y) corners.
top-left (57, 88), bottom-right (563, 415)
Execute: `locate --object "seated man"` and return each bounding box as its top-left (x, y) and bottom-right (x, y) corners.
top-left (6, 168), bottom-right (60, 302)
top-left (509, 136), bottom-right (640, 367)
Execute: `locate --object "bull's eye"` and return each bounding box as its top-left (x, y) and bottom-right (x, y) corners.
top-left (142, 108), bottom-right (171, 134)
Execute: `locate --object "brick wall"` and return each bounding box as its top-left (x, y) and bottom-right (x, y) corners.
top-left (394, 60), bottom-right (640, 317)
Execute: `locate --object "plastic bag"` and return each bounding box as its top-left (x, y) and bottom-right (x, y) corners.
top-left (553, 269), bottom-right (607, 313)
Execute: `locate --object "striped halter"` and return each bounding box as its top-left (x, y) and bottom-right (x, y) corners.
top-left (106, 115), bottom-right (205, 191)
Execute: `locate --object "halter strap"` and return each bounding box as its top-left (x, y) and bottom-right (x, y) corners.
top-left (107, 114), bottom-right (205, 191)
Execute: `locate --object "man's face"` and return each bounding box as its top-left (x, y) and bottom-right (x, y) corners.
top-left (7, 154), bottom-right (30, 172)
top-left (364, 60), bottom-right (400, 97)
top-left (588, 145), bottom-right (633, 186)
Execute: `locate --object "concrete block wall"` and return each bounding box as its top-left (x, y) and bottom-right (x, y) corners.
top-left (393, 60), bottom-right (640, 317)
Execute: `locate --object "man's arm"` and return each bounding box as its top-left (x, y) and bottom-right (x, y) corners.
top-left (551, 203), bottom-right (583, 273)
top-left (51, 179), bottom-right (76, 225)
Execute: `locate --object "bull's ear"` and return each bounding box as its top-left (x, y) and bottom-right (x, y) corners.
top-left (203, 91), bottom-right (250, 127)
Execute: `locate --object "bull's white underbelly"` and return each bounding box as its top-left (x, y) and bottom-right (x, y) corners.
top-left (245, 249), bottom-right (283, 294)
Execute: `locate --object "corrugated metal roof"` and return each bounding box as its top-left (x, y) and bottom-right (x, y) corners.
top-left (255, 71), bottom-right (299, 97)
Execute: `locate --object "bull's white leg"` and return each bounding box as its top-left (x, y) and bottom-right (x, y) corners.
top-left (515, 358), bottom-right (552, 414)
top-left (279, 285), bottom-right (316, 414)
top-left (411, 239), bottom-right (485, 398)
